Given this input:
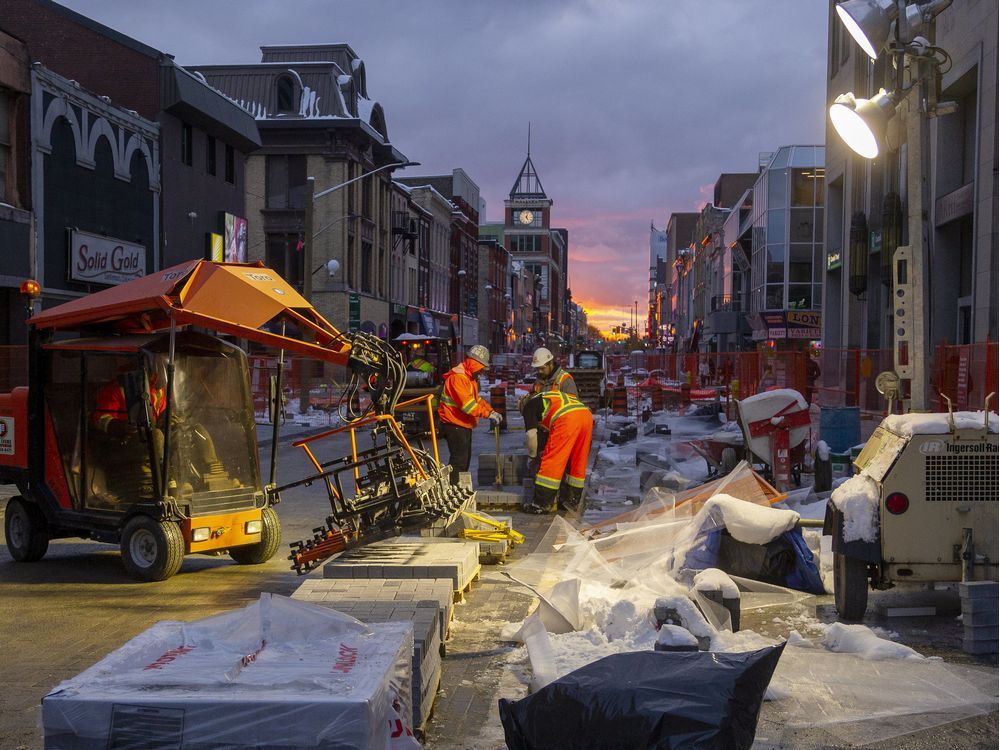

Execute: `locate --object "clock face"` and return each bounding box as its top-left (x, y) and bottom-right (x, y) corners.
top-left (518, 210), bottom-right (535, 225)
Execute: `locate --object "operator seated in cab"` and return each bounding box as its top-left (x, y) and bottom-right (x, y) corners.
top-left (93, 368), bottom-right (226, 500)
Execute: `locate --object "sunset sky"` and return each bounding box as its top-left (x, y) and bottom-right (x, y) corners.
top-left (60, 0), bottom-right (829, 335)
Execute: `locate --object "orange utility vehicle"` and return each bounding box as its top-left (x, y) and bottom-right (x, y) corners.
top-left (0, 261), bottom-right (456, 580)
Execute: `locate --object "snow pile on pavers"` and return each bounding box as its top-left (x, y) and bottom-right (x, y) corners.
top-left (42, 594), bottom-right (420, 750)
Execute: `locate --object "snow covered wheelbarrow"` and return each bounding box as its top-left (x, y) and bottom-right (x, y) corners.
top-left (735, 389), bottom-right (812, 491)
top-left (687, 435), bottom-right (745, 478)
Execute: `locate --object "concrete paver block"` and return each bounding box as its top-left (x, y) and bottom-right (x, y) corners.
top-left (959, 581), bottom-right (999, 600)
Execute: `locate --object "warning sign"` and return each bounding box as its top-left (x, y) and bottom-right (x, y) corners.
top-left (0, 417), bottom-right (13, 455)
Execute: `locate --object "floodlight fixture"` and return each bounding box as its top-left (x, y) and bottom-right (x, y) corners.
top-left (829, 89), bottom-right (896, 159)
top-left (835, 0), bottom-right (899, 59)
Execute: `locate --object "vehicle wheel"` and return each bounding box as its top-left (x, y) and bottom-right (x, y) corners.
top-left (230, 507), bottom-right (281, 565)
top-left (4, 496), bottom-right (49, 562)
top-left (120, 515), bottom-right (184, 581)
top-left (719, 447), bottom-right (739, 476)
top-left (834, 551), bottom-right (869, 621)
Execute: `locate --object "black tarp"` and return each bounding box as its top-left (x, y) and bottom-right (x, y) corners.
top-left (499, 644), bottom-right (785, 750)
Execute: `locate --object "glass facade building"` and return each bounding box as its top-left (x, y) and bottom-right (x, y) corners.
top-left (749, 146), bottom-right (825, 313)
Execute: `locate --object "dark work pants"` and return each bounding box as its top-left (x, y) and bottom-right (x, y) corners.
top-left (442, 423), bottom-right (472, 485)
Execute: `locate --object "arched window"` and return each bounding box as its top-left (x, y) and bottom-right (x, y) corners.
top-left (276, 75), bottom-right (295, 113)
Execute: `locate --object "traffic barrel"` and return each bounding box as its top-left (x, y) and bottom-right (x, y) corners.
top-left (490, 384), bottom-right (507, 430)
top-left (649, 385), bottom-right (664, 412)
top-left (611, 385), bottom-right (629, 415)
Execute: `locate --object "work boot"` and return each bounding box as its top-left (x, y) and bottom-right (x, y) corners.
top-left (523, 485), bottom-right (557, 515)
top-left (558, 485), bottom-right (585, 515)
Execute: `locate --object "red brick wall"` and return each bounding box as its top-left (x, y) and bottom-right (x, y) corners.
top-left (2, 0), bottom-right (160, 119)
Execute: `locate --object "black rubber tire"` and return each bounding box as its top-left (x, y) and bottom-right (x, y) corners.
top-left (834, 551), bottom-right (869, 621)
top-left (229, 507), bottom-right (281, 565)
top-left (4, 496), bottom-right (49, 562)
top-left (120, 515), bottom-right (184, 581)
top-left (719, 447), bottom-right (739, 476)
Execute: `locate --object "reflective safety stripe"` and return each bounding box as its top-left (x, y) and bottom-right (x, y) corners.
top-left (535, 474), bottom-right (561, 490)
top-left (565, 474), bottom-right (586, 488)
top-left (461, 398), bottom-right (477, 414)
top-left (440, 394), bottom-right (459, 408)
top-left (552, 402), bottom-right (588, 422)
top-left (540, 392), bottom-right (586, 431)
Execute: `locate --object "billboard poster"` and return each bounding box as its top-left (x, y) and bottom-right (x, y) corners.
top-left (221, 213), bottom-right (248, 263)
top-left (69, 230), bottom-right (146, 286)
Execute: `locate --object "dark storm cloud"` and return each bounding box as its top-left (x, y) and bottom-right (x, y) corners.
top-left (56, 0), bottom-right (828, 316)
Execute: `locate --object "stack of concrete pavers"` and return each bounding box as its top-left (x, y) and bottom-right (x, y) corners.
top-left (295, 577), bottom-right (454, 644)
top-left (323, 539), bottom-right (481, 600)
top-left (291, 581), bottom-right (442, 730)
top-left (477, 453), bottom-right (530, 486)
top-left (476, 489), bottom-right (523, 510)
top-left (960, 580), bottom-right (999, 655)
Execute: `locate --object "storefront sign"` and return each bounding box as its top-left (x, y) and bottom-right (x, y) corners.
top-left (787, 310), bottom-right (822, 339)
top-left (69, 230), bottom-right (146, 285)
top-left (349, 293), bottom-right (361, 332)
top-left (935, 182), bottom-right (974, 227)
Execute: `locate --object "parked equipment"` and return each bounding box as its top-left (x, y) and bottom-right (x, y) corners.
top-left (0, 260), bottom-right (459, 580)
top-left (825, 400), bottom-right (999, 620)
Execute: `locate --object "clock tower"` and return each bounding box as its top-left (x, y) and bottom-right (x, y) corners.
top-left (505, 137), bottom-right (565, 341)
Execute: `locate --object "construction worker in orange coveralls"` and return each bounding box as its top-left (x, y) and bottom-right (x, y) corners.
top-left (438, 344), bottom-right (503, 485)
top-left (521, 391), bottom-right (593, 514)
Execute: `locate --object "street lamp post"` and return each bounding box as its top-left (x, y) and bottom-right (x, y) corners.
top-left (829, 0), bottom-right (954, 411)
top-left (301, 160), bottom-right (419, 301)
top-left (297, 159), bottom-right (418, 413)
top-left (457, 269), bottom-right (466, 355)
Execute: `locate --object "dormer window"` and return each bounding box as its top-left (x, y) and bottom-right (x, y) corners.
top-left (276, 75), bottom-right (295, 113)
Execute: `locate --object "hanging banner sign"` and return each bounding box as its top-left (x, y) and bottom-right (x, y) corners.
top-left (69, 230), bottom-right (146, 286)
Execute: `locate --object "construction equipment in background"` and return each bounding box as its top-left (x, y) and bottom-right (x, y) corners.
top-left (391, 333), bottom-right (452, 437)
top-left (566, 349), bottom-right (604, 411)
top-left (0, 260), bottom-right (459, 581)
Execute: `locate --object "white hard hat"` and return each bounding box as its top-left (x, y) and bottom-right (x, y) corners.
top-left (467, 344), bottom-right (490, 366)
top-left (531, 347), bottom-right (554, 368)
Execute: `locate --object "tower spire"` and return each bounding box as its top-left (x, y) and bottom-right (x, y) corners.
top-left (527, 122), bottom-right (531, 157)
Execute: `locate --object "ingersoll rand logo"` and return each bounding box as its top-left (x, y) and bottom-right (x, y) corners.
top-left (919, 439), bottom-right (945, 454)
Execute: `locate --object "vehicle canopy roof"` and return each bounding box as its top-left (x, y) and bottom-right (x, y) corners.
top-left (28, 260), bottom-right (353, 365)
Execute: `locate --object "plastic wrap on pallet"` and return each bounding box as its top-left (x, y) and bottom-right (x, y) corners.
top-left (42, 594), bottom-right (420, 750)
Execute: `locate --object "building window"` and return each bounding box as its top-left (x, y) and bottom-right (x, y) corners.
top-left (361, 240), bottom-right (373, 293)
top-left (266, 233), bottom-right (303, 290)
top-left (266, 154), bottom-right (307, 208)
top-left (361, 173), bottom-right (372, 219)
top-left (347, 235), bottom-right (355, 289)
top-left (276, 75), bottom-right (295, 114)
top-left (181, 123), bottom-right (193, 166)
top-left (0, 89), bottom-right (10, 203)
top-left (225, 144), bottom-right (235, 184)
top-left (206, 135), bottom-right (216, 176)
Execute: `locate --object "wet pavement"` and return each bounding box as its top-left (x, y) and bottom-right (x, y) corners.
top-left (1, 411), bottom-right (997, 749)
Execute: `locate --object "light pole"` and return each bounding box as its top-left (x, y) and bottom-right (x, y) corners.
top-left (457, 269), bottom-right (466, 355)
top-left (829, 0), bottom-right (954, 411)
top-left (301, 160), bottom-right (419, 301)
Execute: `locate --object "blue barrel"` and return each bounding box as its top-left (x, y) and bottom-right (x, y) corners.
top-left (820, 406), bottom-right (861, 453)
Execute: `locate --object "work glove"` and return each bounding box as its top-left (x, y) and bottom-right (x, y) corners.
top-left (107, 420), bottom-right (135, 439)
top-left (488, 411), bottom-right (503, 427)
top-left (525, 427), bottom-right (538, 458)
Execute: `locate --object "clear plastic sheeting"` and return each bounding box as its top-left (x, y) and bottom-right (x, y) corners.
top-left (755, 643), bottom-right (999, 748)
top-left (42, 594), bottom-right (421, 750)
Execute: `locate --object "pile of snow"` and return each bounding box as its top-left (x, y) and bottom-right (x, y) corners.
top-left (693, 568), bottom-right (739, 599)
top-left (699, 494), bottom-right (799, 545)
top-left (817, 622), bottom-right (926, 661)
top-left (656, 624), bottom-right (699, 649)
top-left (882, 410), bottom-right (998, 436)
top-left (830, 473), bottom-right (880, 543)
